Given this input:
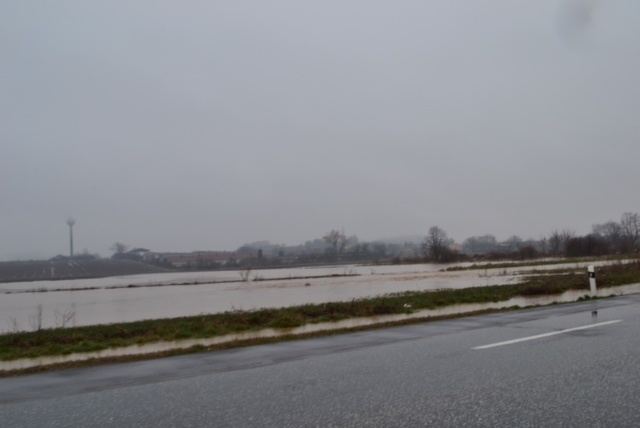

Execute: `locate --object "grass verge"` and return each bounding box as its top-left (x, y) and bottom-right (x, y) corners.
top-left (443, 255), bottom-right (639, 272)
top-left (0, 308), bottom-right (512, 377)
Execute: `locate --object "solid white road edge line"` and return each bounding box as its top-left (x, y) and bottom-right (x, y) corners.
top-left (473, 320), bottom-right (622, 350)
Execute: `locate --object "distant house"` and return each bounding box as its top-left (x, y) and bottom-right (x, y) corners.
top-left (128, 248), bottom-right (150, 258)
top-left (146, 251), bottom-right (257, 268)
top-left (112, 248), bottom-right (150, 261)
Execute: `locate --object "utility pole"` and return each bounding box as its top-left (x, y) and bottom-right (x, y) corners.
top-left (67, 218), bottom-right (75, 258)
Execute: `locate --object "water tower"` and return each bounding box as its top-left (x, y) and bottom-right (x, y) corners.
top-left (67, 217), bottom-right (75, 258)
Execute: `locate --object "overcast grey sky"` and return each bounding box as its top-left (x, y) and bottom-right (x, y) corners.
top-left (1, 1), bottom-right (639, 260)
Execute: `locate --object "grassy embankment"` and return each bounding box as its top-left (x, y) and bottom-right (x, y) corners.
top-left (1, 260), bottom-right (639, 363)
top-left (442, 255), bottom-right (635, 272)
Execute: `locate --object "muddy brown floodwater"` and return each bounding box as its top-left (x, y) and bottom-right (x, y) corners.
top-left (0, 261), bottom-right (620, 332)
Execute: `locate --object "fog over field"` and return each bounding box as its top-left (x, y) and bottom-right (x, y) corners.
top-left (2, 1), bottom-right (639, 260)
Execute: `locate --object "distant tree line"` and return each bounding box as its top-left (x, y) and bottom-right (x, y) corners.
top-left (451, 211), bottom-right (640, 262)
top-left (231, 213), bottom-right (640, 267)
top-left (96, 211), bottom-right (639, 270)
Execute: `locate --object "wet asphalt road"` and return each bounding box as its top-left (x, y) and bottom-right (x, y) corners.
top-left (2, 294), bottom-right (640, 427)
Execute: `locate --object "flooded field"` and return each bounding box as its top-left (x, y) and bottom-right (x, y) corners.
top-left (0, 261), bottom-right (615, 332)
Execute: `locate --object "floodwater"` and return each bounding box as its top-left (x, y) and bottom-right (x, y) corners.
top-left (0, 260), bottom-right (620, 332)
top-left (0, 263), bottom-right (464, 293)
top-left (5, 282), bottom-right (640, 371)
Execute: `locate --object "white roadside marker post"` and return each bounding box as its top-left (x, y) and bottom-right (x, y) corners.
top-left (588, 265), bottom-right (597, 296)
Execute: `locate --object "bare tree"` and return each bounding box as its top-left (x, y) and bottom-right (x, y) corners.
top-left (422, 226), bottom-right (450, 261)
top-left (239, 267), bottom-right (252, 282)
top-left (548, 230), bottom-right (563, 256)
top-left (593, 220), bottom-right (623, 251)
top-left (371, 242), bottom-right (387, 258)
top-left (461, 234), bottom-right (498, 255)
top-left (54, 307), bottom-right (76, 328)
top-left (621, 212), bottom-right (640, 251)
top-left (560, 229), bottom-right (576, 244)
top-left (503, 235), bottom-right (524, 252)
top-left (548, 229), bottom-right (575, 256)
top-left (111, 242), bottom-right (128, 254)
top-left (537, 235), bottom-right (549, 255)
top-left (323, 229), bottom-right (347, 255)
